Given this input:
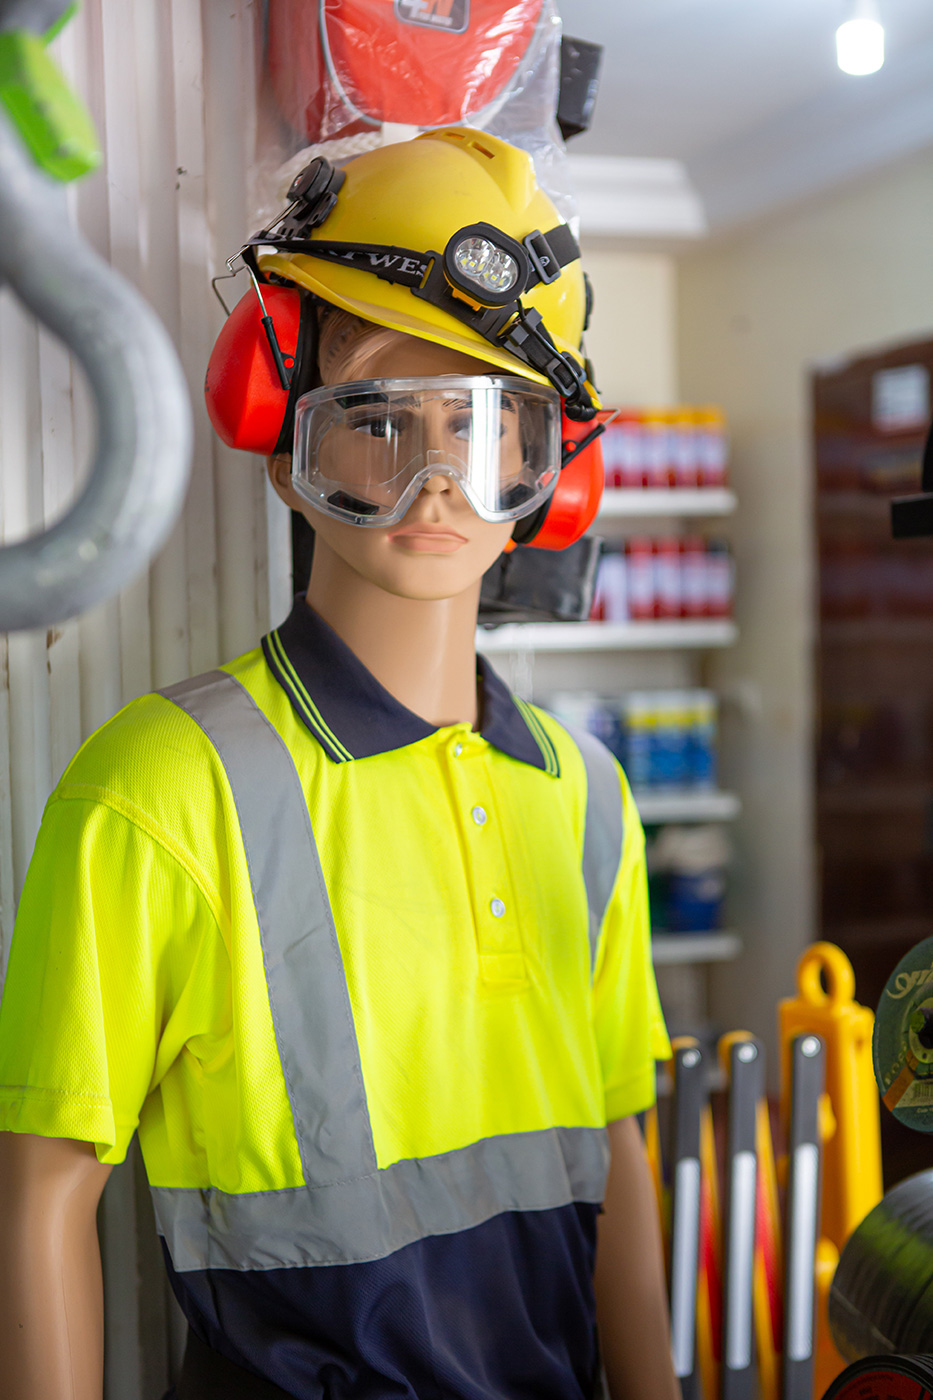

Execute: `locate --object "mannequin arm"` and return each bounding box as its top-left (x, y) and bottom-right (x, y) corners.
top-left (0, 1131), bottom-right (112, 1400)
top-left (594, 1115), bottom-right (681, 1400)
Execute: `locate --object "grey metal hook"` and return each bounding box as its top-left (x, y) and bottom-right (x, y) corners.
top-left (0, 99), bottom-right (192, 630)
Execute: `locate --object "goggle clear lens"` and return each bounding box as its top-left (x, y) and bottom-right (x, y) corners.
top-left (291, 375), bottom-right (560, 528)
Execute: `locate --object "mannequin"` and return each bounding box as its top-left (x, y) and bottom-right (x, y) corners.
top-left (0, 313), bottom-right (680, 1400)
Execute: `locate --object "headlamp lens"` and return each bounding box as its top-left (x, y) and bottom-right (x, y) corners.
top-left (452, 237), bottom-right (519, 295)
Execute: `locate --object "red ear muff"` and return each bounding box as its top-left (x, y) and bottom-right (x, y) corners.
top-left (205, 284), bottom-right (307, 454)
top-left (511, 408), bottom-right (611, 551)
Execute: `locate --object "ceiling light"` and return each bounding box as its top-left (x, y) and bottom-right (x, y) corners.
top-left (836, 0), bottom-right (885, 76)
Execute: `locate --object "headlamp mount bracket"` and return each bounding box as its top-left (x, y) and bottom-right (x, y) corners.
top-left (523, 229), bottom-right (561, 286)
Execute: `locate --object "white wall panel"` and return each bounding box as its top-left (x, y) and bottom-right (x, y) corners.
top-left (0, 0), bottom-right (278, 950)
top-left (0, 3), bottom-right (283, 1392)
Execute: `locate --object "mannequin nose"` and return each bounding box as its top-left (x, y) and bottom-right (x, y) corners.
top-left (420, 472), bottom-right (454, 496)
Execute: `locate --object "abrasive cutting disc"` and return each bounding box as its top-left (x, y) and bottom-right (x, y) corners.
top-left (873, 936), bottom-right (933, 1131)
top-left (822, 1354), bottom-right (933, 1399)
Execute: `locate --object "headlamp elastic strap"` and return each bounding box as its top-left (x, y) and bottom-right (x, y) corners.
top-left (243, 197), bottom-right (593, 415)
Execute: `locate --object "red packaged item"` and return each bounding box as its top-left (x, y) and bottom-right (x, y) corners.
top-left (626, 537), bottom-right (655, 620)
top-left (601, 419), bottom-right (622, 488)
top-left (672, 407), bottom-right (699, 488)
top-left (696, 406), bottom-right (728, 489)
top-left (267, 0), bottom-right (548, 145)
top-left (705, 540), bottom-right (734, 617)
top-left (654, 538), bottom-right (682, 618)
top-left (617, 411), bottom-right (645, 490)
top-left (642, 410), bottom-right (673, 489)
top-left (680, 536), bottom-right (707, 617)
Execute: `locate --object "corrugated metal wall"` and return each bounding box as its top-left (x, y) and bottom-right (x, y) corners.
top-left (0, 3), bottom-right (291, 1393)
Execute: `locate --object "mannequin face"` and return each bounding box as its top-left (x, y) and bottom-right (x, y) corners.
top-left (267, 324), bottom-right (517, 603)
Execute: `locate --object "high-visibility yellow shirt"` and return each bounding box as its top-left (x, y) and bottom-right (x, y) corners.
top-left (0, 598), bottom-right (669, 1400)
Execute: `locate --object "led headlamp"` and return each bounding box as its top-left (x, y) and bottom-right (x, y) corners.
top-left (443, 223), bottom-right (529, 307)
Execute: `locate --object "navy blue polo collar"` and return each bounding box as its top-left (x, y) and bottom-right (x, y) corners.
top-left (261, 597), bottom-right (558, 774)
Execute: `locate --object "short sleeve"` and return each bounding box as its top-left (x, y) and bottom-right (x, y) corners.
top-left (0, 792), bottom-right (218, 1164)
top-left (592, 770), bottom-right (671, 1121)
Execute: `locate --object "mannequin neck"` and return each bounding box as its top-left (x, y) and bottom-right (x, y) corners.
top-left (306, 538), bottom-right (482, 729)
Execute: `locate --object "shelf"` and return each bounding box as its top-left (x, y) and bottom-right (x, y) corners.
top-left (477, 619), bottom-right (737, 653)
top-left (635, 789), bottom-right (741, 823)
top-left (597, 488), bottom-right (736, 520)
top-left (651, 932), bottom-right (742, 965)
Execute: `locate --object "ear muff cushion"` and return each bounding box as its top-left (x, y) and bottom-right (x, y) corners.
top-left (205, 284), bottom-right (304, 454)
top-left (512, 412), bottom-right (605, 550)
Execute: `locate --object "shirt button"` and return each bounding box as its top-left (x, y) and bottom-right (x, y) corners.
top-left (471, 806), bottom-right (487, 826)
top-left (453, 742), bottom-right (463, 757)
top-left (490, 898), bottom-right (506, 918)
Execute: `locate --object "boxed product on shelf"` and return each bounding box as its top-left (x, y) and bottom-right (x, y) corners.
top-left (545, 689), bottom-right (719, 793)
top-left (600, 404), bottom-right (728, 490)
top-left (647, 824), bottom-right (732, 934)
top-left (620, 690), bottom-right (718, 791)
top-left (590, 538), bottom-right (735, 621)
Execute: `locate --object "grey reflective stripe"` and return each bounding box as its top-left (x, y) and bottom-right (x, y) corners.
top-left (151, 1124), bottom-right (609, 1273)
top-left (565, 723), bottom-right (625, 970)
top-left (161, 671), bottom-right (376, 1186)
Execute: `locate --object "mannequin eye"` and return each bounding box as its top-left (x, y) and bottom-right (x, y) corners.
top-left (449, 414), bottom-right (473, 441)
top-left (342, 408), bottom-right (406, 438)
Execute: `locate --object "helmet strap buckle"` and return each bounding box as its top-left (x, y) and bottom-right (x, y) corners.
top-left (264, 159), bottom-right (347, 243)
top-left (523, 230), bottom-right (560, 286)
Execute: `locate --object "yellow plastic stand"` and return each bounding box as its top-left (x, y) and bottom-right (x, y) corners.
top-left (778, 943), bottom-right (882, 1250)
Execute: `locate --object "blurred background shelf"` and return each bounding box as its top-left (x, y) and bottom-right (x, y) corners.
top-left (597, 487), bottom-right (737, 519)
top-left (635, 788), bottom-right (741, 822)
top-left (651, 932), bottom-right (742, 964)
top-left (477, 619), bottom-right (737, 652)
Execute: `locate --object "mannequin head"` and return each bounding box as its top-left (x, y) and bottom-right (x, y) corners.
top-left (266, 308), bottom-right (516, 603)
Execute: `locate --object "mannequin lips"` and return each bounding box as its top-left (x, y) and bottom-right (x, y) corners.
top-left (388, 523), bottom-right (468, 553)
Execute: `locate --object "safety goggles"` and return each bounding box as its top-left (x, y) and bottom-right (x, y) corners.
top-left (291, 375), bottom-right (561, 527)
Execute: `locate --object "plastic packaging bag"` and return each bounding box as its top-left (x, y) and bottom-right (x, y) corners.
top-left (255, 0), bottom-right (576, 228)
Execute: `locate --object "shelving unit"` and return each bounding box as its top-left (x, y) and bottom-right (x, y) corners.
top-left (477, 619), bottom-right (737, 652)
top-left (479, 461), bottom-right (741, 986)
top-left (651, 932), bottom-right (742, 965)
top-left (597, 487), bottom-right (737, 520)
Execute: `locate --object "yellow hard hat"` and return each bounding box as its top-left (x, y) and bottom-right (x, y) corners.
top-left (252, 127), bottom-right (597, 419)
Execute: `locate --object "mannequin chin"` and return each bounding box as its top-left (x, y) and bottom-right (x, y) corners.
top-left (267, 323), bottom-right (516, 605)
top-left (268, 458), bottom-right (514, 605)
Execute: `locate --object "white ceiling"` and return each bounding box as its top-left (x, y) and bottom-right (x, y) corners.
top-left (557, 0), bottom-right (933, 232)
